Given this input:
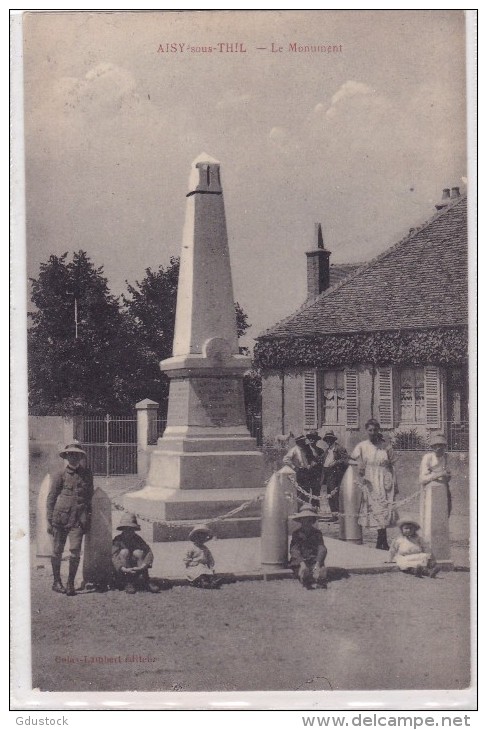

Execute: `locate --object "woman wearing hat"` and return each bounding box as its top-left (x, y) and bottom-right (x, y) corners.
top-left (112, 513), bottom-right (160, 593)
top-left (388, 517), bottom-right (439, 578)
top-left (46, 442), bottom-right (94, 596)
top-left (288, 508), bottom-right (328, 589)
top-left (184, 525), bottom-right (222, 589)
top-left (419, 433), bottom-right (452, 517)
top-left (350, 419), bottom-right (398, 550)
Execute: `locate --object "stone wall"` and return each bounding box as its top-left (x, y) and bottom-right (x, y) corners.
top-left (29, 416), bottom-right (74, 484)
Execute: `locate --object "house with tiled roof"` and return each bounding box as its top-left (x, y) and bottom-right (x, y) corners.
top-left (254, 189), bottom-right (469, 452)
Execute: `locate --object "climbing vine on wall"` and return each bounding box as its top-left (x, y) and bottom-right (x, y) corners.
top-left (253, 328), bottom-right (468, 370)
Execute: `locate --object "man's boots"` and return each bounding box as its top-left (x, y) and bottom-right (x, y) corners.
top-left (51, 558), bottom-right (64, 594)
top-left (65, 557), bottom-right (80, 596)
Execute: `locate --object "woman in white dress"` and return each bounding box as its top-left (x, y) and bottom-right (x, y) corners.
top-left (351, 418), bottom-right (398, 550)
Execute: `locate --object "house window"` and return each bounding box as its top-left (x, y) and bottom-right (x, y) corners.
top-left (304, 368), bottom-right (358, 430)
top-left (399, 367), bottom-right (425, 423)
top-left (321, 369), bottom-right (345, 425)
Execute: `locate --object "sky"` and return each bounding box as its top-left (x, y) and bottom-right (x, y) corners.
top-left (22, 10), bottom-right (468, 346)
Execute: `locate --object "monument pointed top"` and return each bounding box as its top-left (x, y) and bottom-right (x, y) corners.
top-left (192, 152), bottom-right (220, 166)
top-left (187, 153), bottom-right (223, 195)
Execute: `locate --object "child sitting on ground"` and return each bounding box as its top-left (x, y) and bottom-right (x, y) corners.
top-left (289, 507), bottom-right (328, 589)
top-left (184, 525), bottom-right (222, 589)
top-left (389, 517), bottom-right (440, 578)
top-left (112, 513), bottom-right (161, 593)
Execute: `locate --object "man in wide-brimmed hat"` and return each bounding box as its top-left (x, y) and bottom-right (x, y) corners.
top-left (419, 432), bottom-right (452, 517)
top-left (283, 435), bottom-right (323, 509)
top-left (47, 441), bottom-right (94, 596)
top-left (288, 507), bottom-right (328, 589)
top-left (112, 512), bottom-right (160, 594)
top-left (320, 430), bottom-right (349, 520)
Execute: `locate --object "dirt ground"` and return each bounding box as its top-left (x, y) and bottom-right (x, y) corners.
top-left (31, 562), bottom-right (470, 693)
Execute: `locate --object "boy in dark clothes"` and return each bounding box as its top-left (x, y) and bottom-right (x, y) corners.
top-left (47, 442), bottom-right (94, 596)
top-left (289, 507), bottom-right (328, 589)
top-left (112, 513), bottom-right (160, 593)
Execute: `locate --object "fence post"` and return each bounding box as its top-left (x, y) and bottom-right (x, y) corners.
top-left (135, 399), bottom-right (159, 477)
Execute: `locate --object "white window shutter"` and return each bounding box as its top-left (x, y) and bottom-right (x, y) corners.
top-left (424, 366), bottom-right (441, 428)
top-left (303, 371), bottom-right (318, 430)
top-left (345, 368), bottom-right (359, 428)
top-left (378, 367), bottom-right (394, 429)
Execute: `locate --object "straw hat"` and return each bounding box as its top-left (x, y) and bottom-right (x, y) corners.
top-left (306, 431), bottom-right (320, 442)
top-left (289, 507), bottom-right (319, 522)
top-left (295, 434), bottom-right (307, 445)
top-left (117, 513), bottom-right (141, 531)
top-left (430, 433), bottom-right (447, 447)
top-left (322, 430), bottom-right (338, 442)
top-left (59, 441), bottom-right (86, 459)
top-left (188, 525), bottom-right (213, 541)
top-left (397, 516), bottom-right (421, 531)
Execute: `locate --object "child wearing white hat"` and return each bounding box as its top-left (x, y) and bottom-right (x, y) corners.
top-left (184, 525), bottom-right (222, 589)
top-left (388, 517), bottom-right (439, 578)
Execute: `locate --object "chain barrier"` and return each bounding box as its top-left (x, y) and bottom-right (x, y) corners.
top-left (111, 495), bottom-right (264, 528)
top-left (110, 471), bottom-right (425, 527)
top-left (287, 473), bottom-right (423, 519)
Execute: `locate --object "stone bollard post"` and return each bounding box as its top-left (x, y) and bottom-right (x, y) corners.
top-left (339, 464), bottom-right (363, 544)
top-left (83, 487), bottom-right (113, 588)
top-left (261, 467), bottom-right (294, 568)
top-left (136, 399), bottom-right (159, 478)
top-left (420, 481), bottom-right (453, 569)
top-left (36, 474), bottom-right (53, 558)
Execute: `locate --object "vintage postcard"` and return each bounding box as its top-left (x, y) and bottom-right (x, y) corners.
top-left (11, 9), bottom-right (476, 711)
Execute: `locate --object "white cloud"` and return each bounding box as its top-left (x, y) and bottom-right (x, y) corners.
top-left (325, 80), bottom-right (375, 118)
top-left (268, 125), bottom-right (296, 155)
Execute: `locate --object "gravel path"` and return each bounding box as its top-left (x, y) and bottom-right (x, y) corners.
top-left (31, 564), bottom-right (470, 693)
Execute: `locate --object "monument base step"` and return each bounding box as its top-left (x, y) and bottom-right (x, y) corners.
top-left (123, 485), bottom-right (265, 541)
top-left (150, 516), bottom-right (262, 542)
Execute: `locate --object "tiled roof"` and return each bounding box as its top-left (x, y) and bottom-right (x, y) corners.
top-left (260, 195), bottom-right (468, 338)
top-left (328, 262), bottom-right (364, 287)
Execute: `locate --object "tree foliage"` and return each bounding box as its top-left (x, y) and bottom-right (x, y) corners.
top-left (253, 328), bottom-right (469, 371)
top-left (28, 251), bottom-right (133, 414)
top-left (28, 252), bottom-right (253, 416)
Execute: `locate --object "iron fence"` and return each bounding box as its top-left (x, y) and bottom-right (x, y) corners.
top-left (147, 417), bottom-right (167, 445)
top-left (247, 412), bottom-right (263, 446)
top-left (78, 414), bottom-right (138, 476)
top-left (390, 422), bottom-right (469, 452)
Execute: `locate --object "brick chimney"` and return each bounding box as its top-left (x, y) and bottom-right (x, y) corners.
top-left (306, 223), bottom-right (331, 299)
top-left (435, 188), bottom-right (451, 211)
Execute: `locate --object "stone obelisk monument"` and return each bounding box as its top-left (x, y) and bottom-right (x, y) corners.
top-left (125, 154), bottom-right (264, 539)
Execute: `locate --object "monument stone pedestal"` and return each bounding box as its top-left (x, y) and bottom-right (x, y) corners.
top-left (124, 154), bottom-right (265, 540)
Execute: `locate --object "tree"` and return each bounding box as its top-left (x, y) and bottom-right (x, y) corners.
top-left (121, 257), bottom-right (252, 409)
top-left (28, 251), bottom-right (133, 415)
top-left (28, 252), bottom-right (254, 416)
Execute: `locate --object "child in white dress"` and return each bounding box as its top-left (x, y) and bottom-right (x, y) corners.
top-left (184, 525), bottom-right (223, 589)
top-left (389, 517), bottom-right (440, 578)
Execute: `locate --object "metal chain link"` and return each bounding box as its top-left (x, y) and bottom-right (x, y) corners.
top-left (287, 473), bottom-right (423, 519)
top-left (111, 495), bottom-right (264, 528)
